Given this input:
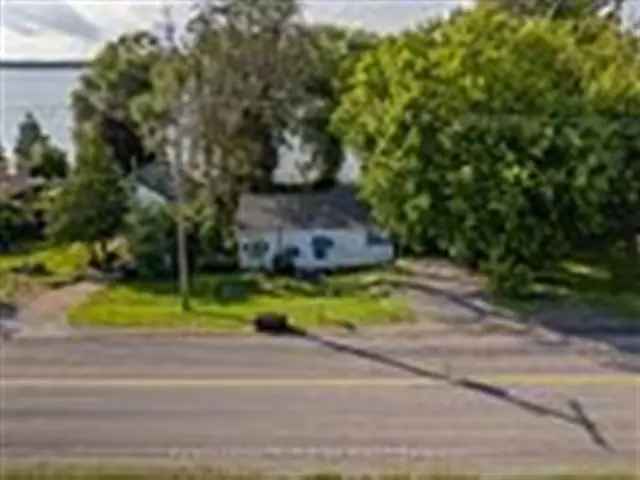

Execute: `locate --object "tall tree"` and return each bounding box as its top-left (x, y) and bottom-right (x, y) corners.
top-left (12, 112), bottom-right (68, 179)
top-left (297, 25), bottom-right (379, 187)
top-left (0, 141), bottom-right (8, 174)
top-left (72, 32), bottom-right (163, 174)
top-left (480, 0), bottom-right (626, 20)
top-left (333, 6), bottom-right (640, 294)
top-left (13, 112), bottom-right (45, 165)
top-left (183, 0), bottom-right (312, 192)
top-left (48, 127), bottom-right (129, 269)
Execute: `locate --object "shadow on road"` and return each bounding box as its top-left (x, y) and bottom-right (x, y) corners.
top-left (277, 325), bottom-right (613, 452)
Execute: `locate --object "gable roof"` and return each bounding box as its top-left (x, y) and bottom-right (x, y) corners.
top-left (236, 186), bottom-right (373, 231)
top-left (135, 161), bottom-right (176, 201)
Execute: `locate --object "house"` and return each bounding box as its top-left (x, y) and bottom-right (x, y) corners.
top-left (0, 170), bottom-right (46, 201)
top-left (236, 186), bottom-right (394, 271)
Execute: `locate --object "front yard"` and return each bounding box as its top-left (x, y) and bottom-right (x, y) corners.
top-left (0, 242), bottom-right (90, 305)
top-left (68, 272), bottom-right (413, 332)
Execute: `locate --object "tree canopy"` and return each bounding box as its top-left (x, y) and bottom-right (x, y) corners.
top-left (13, 112), bottom-right (68, 179)
top-left (72, 32), bottom-right (163, 174)
top-left (333, 6), bottom-right (640, 293)
top-left (480, 0), bottom-right (626, 20)
top-left (47, 127), bottom-right (129, 267)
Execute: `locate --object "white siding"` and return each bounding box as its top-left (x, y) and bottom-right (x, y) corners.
top-left (238, 228), bottom-right (394, 271)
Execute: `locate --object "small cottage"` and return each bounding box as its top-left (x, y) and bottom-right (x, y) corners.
top-left (236, 187), bottom-right (394, 272)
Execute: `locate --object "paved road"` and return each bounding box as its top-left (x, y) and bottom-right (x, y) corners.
top-left (1, 326), bottom-right (638, 475)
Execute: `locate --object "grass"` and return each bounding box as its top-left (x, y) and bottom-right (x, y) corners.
top-left (69, 271), bottom-right (413, 331)
top-left (0, 242), bottom-right (91, 304)
top-left (496, 249), bottom-right (640, 322)
top-left (2, 469), bottom-right (636, 480)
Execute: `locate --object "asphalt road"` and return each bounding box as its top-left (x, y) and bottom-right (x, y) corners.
top-left (1, 326), bottom-right (638, 475)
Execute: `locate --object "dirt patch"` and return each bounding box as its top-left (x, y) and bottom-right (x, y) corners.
top-left (14, 281), bottom-right (103, 338)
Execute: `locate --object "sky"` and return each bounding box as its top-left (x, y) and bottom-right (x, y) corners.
top-left (0, 0), bottom-right (468, 60)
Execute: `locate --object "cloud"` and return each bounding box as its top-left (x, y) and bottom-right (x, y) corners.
top-left (0, 0), bottom-right (463, 60)
top-left (3, 1), bottom-right (101, 41)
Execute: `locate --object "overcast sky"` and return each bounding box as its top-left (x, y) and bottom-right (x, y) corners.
top-left (2, 0), bottom-right (640, 60)
top-left (0, 0), bottom-right (470, 60)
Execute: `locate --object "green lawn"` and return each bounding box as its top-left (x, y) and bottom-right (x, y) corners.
top-left (0, 243), bottom-right (90, 303)
top-left (69, 271), bottom-right (413, 331)
top-left (497, 249), bottom-right (640, 321)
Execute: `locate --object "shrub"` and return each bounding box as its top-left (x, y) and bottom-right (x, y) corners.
top-left (333, 7), bottom-right (640, 294)
top-left (125, 203), bottom-right (176, 279)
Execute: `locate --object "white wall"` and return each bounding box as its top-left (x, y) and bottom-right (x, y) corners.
top-left (238, 227), bottom-right (394, 271)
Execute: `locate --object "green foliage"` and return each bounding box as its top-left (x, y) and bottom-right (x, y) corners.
top-left (72, 32), bottom-right (162, 173)
top-left (47, 129), bottom-right (129, 267)
top-left (125, 203), bottom-right (176, 279)
top-left (296, 25), bottom-right (379, 186)
top-left (13, 112), bottom-right (45, 162)
top-left (11, 112), bottom-right (68, 179)
top-left (333, 7), bottom-right (640, 295)
top-left (29, 140), bottom-right (68, 179)
top-left (480, 0), bottom-right (626, 20)
top-left (0, 201), bottom-right (37, 252)
top-left (0, 140), bottom-right (8, 172)
top-left (68, 271), bottom-right (412, 330)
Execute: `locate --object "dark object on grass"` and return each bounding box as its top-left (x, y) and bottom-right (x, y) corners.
top-left (254, 313), bottom-right (293, 335)
top-left (296, 269), bottom-right (325, 283)
top-left (11, 261), bottom-right (49, 276)
top-left (0, 302), bottom-right (17, 319)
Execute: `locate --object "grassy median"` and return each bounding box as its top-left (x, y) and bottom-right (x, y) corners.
top-left (68, 271), bottom-right (412, 331)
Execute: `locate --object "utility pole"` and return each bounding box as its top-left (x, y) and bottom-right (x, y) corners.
top-left (170, 119), bottom-right (191, 313)
top-left (163, 6), bottom-right (191, 312)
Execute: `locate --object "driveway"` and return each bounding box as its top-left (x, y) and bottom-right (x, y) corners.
top-left (1, 326), bottom-right (638, 475)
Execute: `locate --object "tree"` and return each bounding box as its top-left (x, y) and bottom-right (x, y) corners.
top-left (47, 127), bottom-right (129, 269)
top-left (12, 112), bottom-right (68, 179)
top-left (72, 32), bottom-right (163, 174)
top-left (480, 0), bottom-right (626, 20)
top-left (0, 141), bottom-right (8, 174)
top-left (182, 0), bottom-right (313, 192)
top-left (13, 112), bottom-right (45, 165)
top-left (333, 6), bottom-right (640, 294)
top-left (296, 25), bottom-right (379, 187)
top-left (29, 141), bottom-right (68, 179)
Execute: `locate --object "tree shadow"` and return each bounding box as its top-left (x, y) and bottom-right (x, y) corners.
top-left (276, 325), bottom-right (613, 452)
top-left (384, 263), bottom-right (640, 373)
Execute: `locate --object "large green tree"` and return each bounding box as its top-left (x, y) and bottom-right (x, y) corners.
top-left (47, 127), bottom-right (129, 268)
top-left (333, 6), bottom-right (640, 293)
top-left (72, 32), bottom-right (163, 174)
top-left (480, 0), bottom-right (626, 20)
top-left (296, 25), bottom-right (379, 187)
top-left (13, 112), bottom-right (68, 179)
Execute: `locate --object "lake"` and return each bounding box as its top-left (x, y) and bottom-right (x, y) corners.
top-left (0, 67), bottom-right (358, 182)
top-left (0, 67), bottom-right (82, 154)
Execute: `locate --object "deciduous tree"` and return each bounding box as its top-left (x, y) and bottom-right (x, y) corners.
top-left (333, 6), bottom-right (640, 294)
top-left (47, 127), bottom-right (129, 269)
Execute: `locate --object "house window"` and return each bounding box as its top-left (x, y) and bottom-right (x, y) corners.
top-left (247, 240), bottom-right (270, 259)
top-left (311, 235), bottom-right (335, 260)
top-left (366, 231), bottom-right (391, 247)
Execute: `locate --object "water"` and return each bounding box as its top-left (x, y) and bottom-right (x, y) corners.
top-left (0, 67), bottom-right (359, 181)
top-left (0, 68), bottom-right (82, 155)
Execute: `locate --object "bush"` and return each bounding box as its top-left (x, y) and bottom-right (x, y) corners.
top-left (333, 7), bottom-right (640, 295)
top-left (125, 203), bottom-right (176, 279)
top-left (0, 201), bottom-right (38, 252)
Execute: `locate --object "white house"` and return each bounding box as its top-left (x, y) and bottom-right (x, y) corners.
top-left (236, 187), bottom-right (394, 271)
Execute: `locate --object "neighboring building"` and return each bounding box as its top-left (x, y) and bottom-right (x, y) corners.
top-left (236, 186), bottom-right (394, 271)
top-left (0, 170), bottom-right (45, 201)
top-left (133, 161), bottom-right (175, 207)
